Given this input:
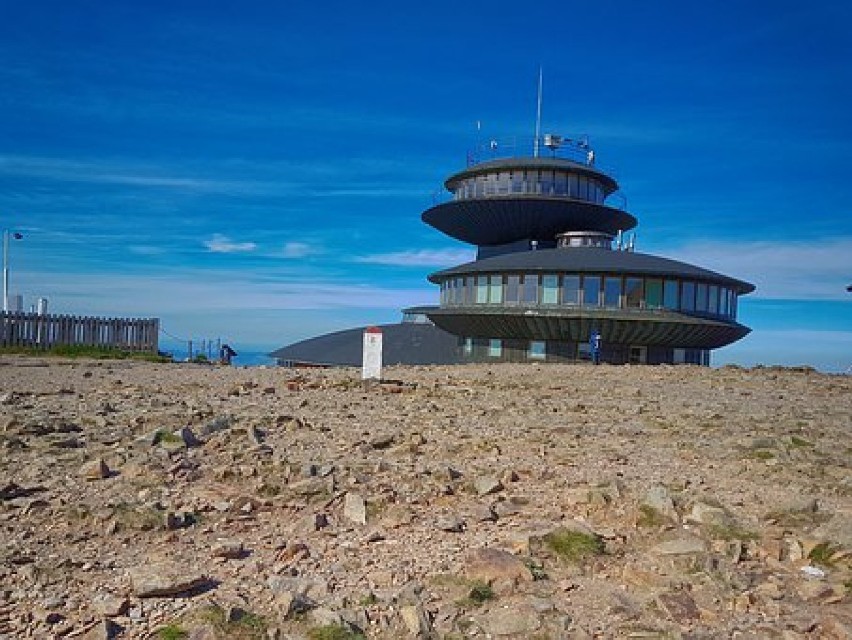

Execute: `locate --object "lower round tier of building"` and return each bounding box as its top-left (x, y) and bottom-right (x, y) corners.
top-left (410, 305), bottom-right (750, 351)
top-left (454, 335), bottom-right (710, 365)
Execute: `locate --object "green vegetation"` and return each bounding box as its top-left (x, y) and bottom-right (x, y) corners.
top-left (764, 505), bottom-right (829, 528)
top-left (808, 542), bottom-right (839, 567)
top-left (179, 605), bottom-right (269, 639)
top-left (0, 344), bottom-right (170, 362)
top-left (153, 429), bottom-right (184, 446)
top-left (543, 528), bottom-right (605, 562)
top-left (524, 559), bottom-right (548, 581)
top-left (465, 580), bottom-right (495, 606)
top-left (789, 436), bottom-right (814, 448)
top-left (306, 624), bottom-right (366, 640)
top-left (706, 523), bottom-right (758, 542)
top-left (111, 503), bottom-right (163, 531)
top-left (157, 624), bottom-right (188, 640)
top-left (747, 449), bottom-right (775, 461)
top-left (637, 504), bottom-right (671, 528)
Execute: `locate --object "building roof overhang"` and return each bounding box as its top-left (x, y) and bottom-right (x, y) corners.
top-left (412, 305), bottom-right (752, 350)
top-left (427, 247), bottom-right (756, 294)
top-left (422, 198), bottom-right (637, 245)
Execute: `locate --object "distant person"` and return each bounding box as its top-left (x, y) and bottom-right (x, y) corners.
top-left (590, 330), bottom-right (601, 365)
top-left (219, 344), bottom-right (237, 365)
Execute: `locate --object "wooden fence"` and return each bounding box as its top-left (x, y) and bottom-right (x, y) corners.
top-left (0, 311), bottom-right (159, 352)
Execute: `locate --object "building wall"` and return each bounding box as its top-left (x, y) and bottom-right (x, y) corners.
top-left (458, 336), bottom-right (709, 366)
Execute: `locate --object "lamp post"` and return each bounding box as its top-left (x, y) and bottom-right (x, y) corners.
top-left (2, 230), bottom-right (24, 313)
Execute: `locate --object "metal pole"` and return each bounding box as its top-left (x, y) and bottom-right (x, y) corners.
top-left (2, 230), bottom-right (9, 313)
top-left (533, 67), bottom-right (543, 158)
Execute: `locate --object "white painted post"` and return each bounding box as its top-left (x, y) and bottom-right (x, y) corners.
top-left (362, 326), bottom-right (382, 381)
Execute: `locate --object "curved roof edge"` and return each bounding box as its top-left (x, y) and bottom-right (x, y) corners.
top-left (268, 322), bottom-right (464, 367)
top-left (445, 156), bottom-right (619, 195)
top-left (427, 247), bottom-right (756, 294)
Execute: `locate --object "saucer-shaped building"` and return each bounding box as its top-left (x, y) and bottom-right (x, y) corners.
top-left (405, 142), bottom-right (755, 365)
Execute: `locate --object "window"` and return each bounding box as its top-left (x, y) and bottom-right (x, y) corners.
top-left (663, 280), bottom-right (679, 310)
top-left (625, 278), bottom-right (643, 308)
top-left (583, 276), bottom-right (601, 306)
top-left (521, 274), bottom-right (538, 304)
top-left (681, 282), bottom-right (696, 311)
top-left (455, 278), bottom-right (464, 304)
top-left (730, 292), bottom-right (738, 319)
top-left (562, 275), bottom-right (580, 305)
top-left (475, 276), bottom-right (488, 304)
top-left (463, 337), bottom-right (473, 355)
top-left (708, 285), bottom-right (719, 314)
top-left (578, 176), bottom-right (587, 200)
top-left (696, 283), bottom-right (708, 312)
top-left (529, 340), bottom-right (546, 360)
top-left (603, 277), bottom-right (621, 307)
top-left (541, 275), bottom-right (558, 304)
top-left (488, 338), bottom-right (502, 357)
top-left (505, 275), bottom-right (520, 304)
top-left (488, 275), bottom-right (503, 303)
top-left (568, 174), bottom-right (578, 198)
top-left (554, 173), bottom-right (566, 196)
top-left (645, 279), bottom-right (663, 309)
top-left (720, 287), bottom-right (729, 316)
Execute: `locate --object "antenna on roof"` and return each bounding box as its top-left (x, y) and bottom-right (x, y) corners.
top-left (533, 67), bottom-right (543, 158)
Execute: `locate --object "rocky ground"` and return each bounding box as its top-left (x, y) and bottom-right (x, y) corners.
top-left (0, 357), bottom-right (851, 639)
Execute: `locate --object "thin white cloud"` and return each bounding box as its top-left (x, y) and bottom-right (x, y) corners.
top-left (203, 234), bottom-right (257, 254)
top-left (281, 242), bottom-right (315, 259)
top-left (128, 245), bottom-right (167, 256)
top-left (16, 270), bottom-right (435, 315)
top-left (354, 248), bottom-right (474, 267)
top-left (0, 154), bottom-right (250, 192)
top-left (655, 237), bottom-right (852, 301)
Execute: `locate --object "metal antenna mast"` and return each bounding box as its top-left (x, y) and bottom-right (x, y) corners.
top-left (533, 67), bottom-right (543, 157)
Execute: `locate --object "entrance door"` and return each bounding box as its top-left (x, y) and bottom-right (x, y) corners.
top-left (628, 346), bottom-right (647, 364)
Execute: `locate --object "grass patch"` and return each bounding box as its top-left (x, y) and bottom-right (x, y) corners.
top-left (746, 449), bottom-right (775, 461)
top-left (808, 542), bottom-right (839, 567)
top-left (0, 344), bottom-right (170, 362)
top-left (171, 605), bottom-right (269, 640)
top-left (157, 624), bottom-right (188, 640)
top-left (706, 523), bottom-right (758, 541)
top-left (463, 580), bottom-right (495, 607)
top-left (543, 528), bottom-right (605, 562)
top-left (637, 505), bottom-right (671, 528)
top-left (110, 503), bottom-right (163, 531)
top-left (789, 436), bottom-right (814, 448)
top-left (307, 624), bottom-right (366, 640)
top-left (764, 507), bottom-right (829, 529)
top-left (153, 429), bottom-right (184, 445)
top-left (524, 559), bottom-right (548, 581)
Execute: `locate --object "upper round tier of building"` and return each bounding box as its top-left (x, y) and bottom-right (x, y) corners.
top-left (423, 155), bottom-right (635, 246)
top-left (444, 156), bottom-right (619, 203)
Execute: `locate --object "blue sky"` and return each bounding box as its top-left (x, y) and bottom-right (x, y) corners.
top-left (1, 1), bottom-right (850, 370)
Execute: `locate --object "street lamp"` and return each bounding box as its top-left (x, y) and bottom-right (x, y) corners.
top-left (2, 230), bottom-right (24, 313)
